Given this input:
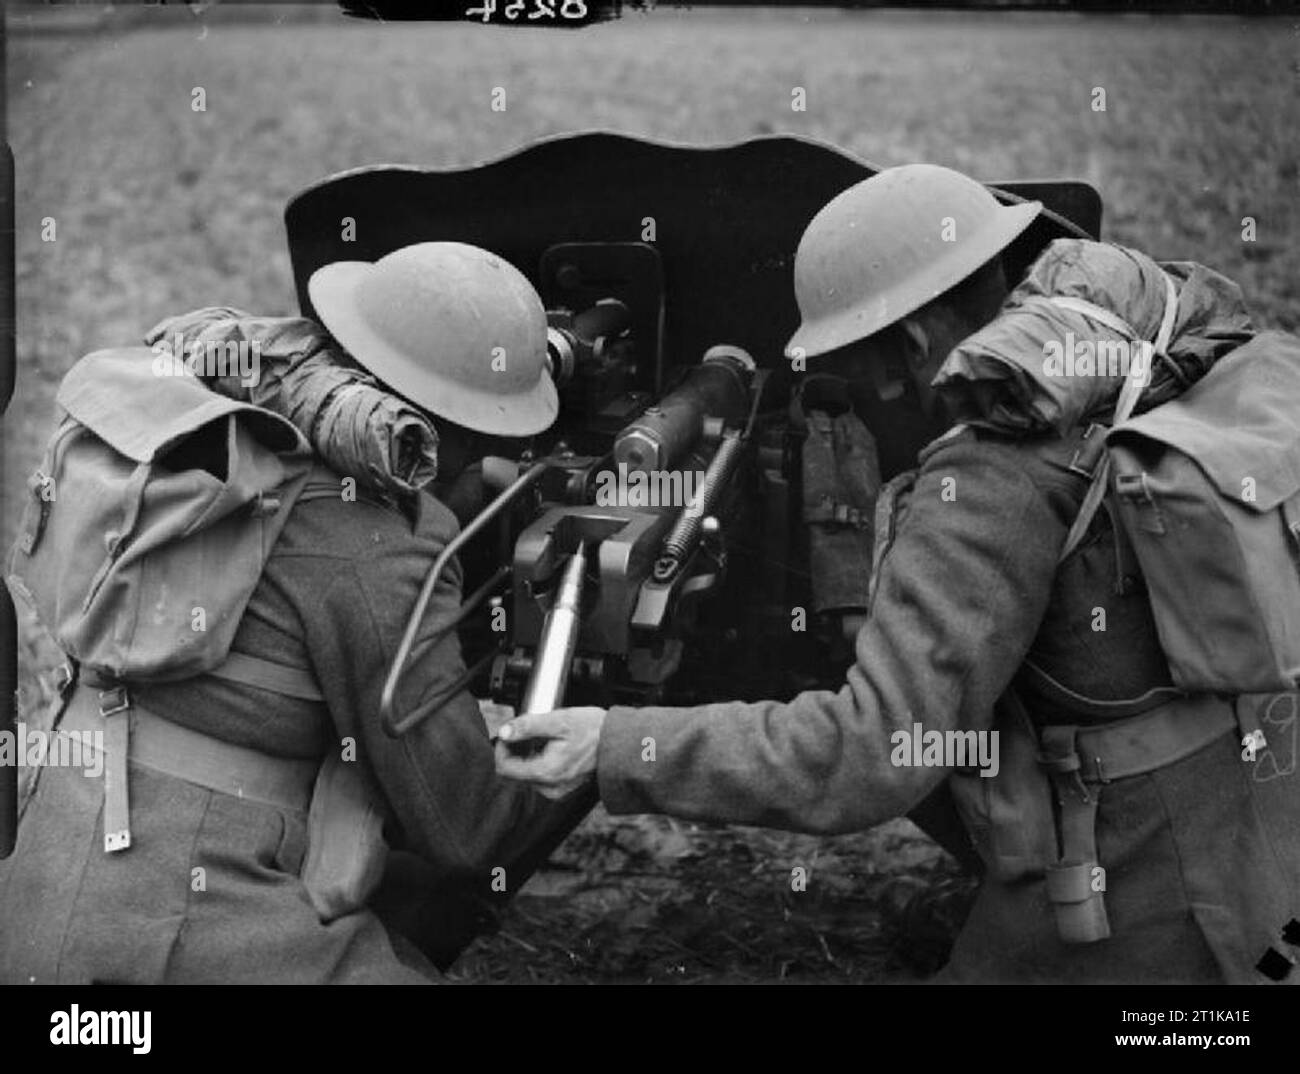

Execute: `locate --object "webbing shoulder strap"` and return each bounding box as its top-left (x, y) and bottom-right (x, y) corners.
top-left (206, 650), bottom-right (324, 702)
top-left (1057, 272), bottom-right (1179, 562)
top-left (299, 462), bottom-right (351, 505)
top-left (298, 475), bottom-right (395, 511)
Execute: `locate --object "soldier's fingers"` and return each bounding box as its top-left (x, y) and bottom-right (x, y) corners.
top-left (495, 738), bottom-right (561, 784)
top-left (499, 712), bottom-right (562, 743)
top-left (494, 743), bottom-right (542, 782)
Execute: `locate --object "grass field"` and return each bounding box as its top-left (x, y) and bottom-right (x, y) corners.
top-left (4, 4), bottom-right (1297, 982)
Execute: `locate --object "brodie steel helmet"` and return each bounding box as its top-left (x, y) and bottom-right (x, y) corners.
top-left (786, 164), bottom-right (1041, 359)
top-left (309, 241), bottom-right (557, 436)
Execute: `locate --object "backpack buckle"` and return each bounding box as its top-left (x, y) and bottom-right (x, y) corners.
top-left (52, 662), bottom-right (75, 697)
top-left (1115, 471), bottom-right (1166, 534)
top-left (1115, 471), bottom-right (1154, 503)
top-left (27, 469), bottom-right (55, 498)
top-left (250, 490), bottom-right (282, 519)
top-left (1067, 424), bottom-right (1109, 480)
top-left (18, 470), bottom-right (57, 554)
top-left (98, 684), bottom-right (131, 718)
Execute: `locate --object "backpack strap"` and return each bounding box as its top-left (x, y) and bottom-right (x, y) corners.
top-left (299, 483), bottom-right (347, 504)
top-left (296, 463), bottom-right (399, 512)
top-left (1057, 272), bottom-right (1179, 562)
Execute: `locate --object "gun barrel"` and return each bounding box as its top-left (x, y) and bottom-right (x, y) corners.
top-left (520, 544), bottom-right (588, 715)
top-left (614, 345), bottom-right (755, 473)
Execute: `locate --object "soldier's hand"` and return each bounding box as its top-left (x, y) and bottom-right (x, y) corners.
top-left (494, 707), bottom-right (606, 799)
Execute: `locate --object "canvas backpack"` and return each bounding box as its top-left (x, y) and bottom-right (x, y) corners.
top-left (1057, 279), bottom-right (1300, 695)
top-left (7, 346), bottom-right (315, 685)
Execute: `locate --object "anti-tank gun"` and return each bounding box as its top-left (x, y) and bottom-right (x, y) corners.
top-left (282, 134), bottom-right (1103, 737)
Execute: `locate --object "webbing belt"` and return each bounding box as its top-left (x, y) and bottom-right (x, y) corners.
top-left (61, 685), bottom-right (319, 854)
top-left (1034, 693), bottom-right (1247, 943)
top-left (68, 651), bottom-right (324, 853)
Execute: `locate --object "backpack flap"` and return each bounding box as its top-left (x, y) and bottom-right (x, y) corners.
top-left (9, 348), bottom-right (313, 682)
top-left (57, 347), bottom-right (304, 463)
top-left (1106, 331), bottom-right (1300, 693)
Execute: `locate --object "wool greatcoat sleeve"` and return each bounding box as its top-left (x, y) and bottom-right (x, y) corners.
top-left (596, 428), bottom-right (1079, 834)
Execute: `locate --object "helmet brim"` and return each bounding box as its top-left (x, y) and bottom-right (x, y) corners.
top-left (309, 261), bottom-right (558, 438)
top-left (785, 199), bottom-right (1042, 359)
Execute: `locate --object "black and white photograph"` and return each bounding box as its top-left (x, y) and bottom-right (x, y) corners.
top-left (0, 0), bottom-right (1297, 1044)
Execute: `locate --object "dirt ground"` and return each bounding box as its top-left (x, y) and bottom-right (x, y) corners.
top-left (4, 4), bottom-right (1296, 982)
